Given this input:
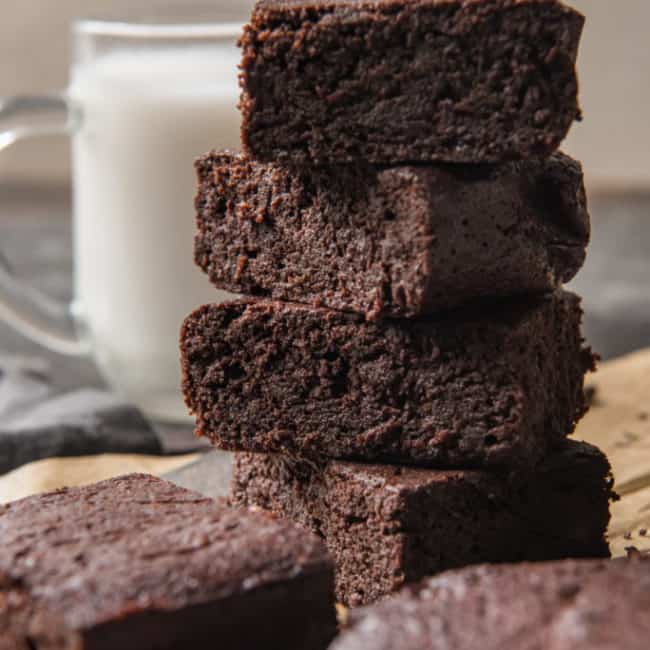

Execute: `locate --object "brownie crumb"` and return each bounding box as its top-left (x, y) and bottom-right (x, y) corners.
top-left (584, 384), bottom-right (599, 407)
top-left (234, 255), bottom-right (248, 281)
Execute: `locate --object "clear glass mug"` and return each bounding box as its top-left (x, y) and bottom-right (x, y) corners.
top-left (0, 17), bottom-right (241, 422)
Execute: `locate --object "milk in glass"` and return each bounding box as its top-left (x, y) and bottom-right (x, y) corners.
top-left (68, 44), bottom-right (239, 421)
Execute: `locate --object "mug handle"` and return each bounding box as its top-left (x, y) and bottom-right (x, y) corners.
top-left (0, 94), bottom-right (88, 356)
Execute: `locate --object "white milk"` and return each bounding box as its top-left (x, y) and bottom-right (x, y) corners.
top-left (69, 46), bottom-right (240, 421)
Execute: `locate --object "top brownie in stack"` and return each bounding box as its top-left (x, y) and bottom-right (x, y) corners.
top-left (240, 0), bottom-right (584, 164)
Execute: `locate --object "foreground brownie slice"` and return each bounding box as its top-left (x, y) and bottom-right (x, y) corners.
top-left (0, 474), bottom-right (336, 650)
top-left (231, 441), bottom-right (613, 605)
top-left (240, 0), bottom-right (584, 164)
top-left (181, 291), bottom-right (594, 469)
top-left (331, 556), bottom-right (650, 650)
top-left (195, 151), bottom-right (589, 318)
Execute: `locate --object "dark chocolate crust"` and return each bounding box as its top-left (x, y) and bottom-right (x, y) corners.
top-left (231, 441), bottom-right (613, 605)
top-left (0, 474), bottom-right (336, 650)
top-left (331, 556), bottom-right (650, 650)
top-left (195, 150), bottom-right (589, 318)
top-left (181, 291), bottom-right (594, 469)
top-left (240, 0), bottom-right (584, 164)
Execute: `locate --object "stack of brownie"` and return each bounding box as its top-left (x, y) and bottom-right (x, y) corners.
top-left (181, 0), bottom-right (615, 606)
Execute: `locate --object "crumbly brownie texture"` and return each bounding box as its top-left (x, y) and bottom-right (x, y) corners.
top-left (181, 291), bottom-right (594, 469)
top-left (331, 556), bottom-right (650, 650)
top-left (195, 151), bottom-right (589, 318)
top-left (240, 0), bottom-right (585, 164)
top-left (0, 474), bottom-right (336, 650)
top-left (231, 441), bottom-right (613, 605)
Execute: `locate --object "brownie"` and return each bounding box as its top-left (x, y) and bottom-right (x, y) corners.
top-left (231, 440), bottom-right (613, 605)
top-left (331, 556), bottom-right (650, 649)
top-left (181, 290), bottom-right (594, 469)
top-left (195, 151), bottom-right (589, 318)
top-left (0, 474), bottom-right (336, 650)
top-left (240, 0), bottom-right (585, 164)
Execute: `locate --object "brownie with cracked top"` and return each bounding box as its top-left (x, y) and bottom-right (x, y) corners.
top-left (195, 150), bottom-right (589, 318)
top-left (181, 290), bottom-right (594, 469)
top-left (0, 474), bottom-right (336, 650)
top-left (330, 556), bottom-right (650, 649)
top-left (240, 0), bottom-right (584, 164)
top-left (231, 440), bottom-right (613, 605)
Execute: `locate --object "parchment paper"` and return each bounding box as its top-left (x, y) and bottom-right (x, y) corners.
top-left (574, 348), bottom-right (650, 556)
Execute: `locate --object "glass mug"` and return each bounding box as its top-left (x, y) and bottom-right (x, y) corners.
top-left (0, 18), bottom-right (241, 422)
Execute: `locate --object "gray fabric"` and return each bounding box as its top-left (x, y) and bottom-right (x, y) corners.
top-left (0, 355), bottom-right (161, 475)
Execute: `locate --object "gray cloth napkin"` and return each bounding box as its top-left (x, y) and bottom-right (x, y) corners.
top-left (0, 355), bottom-right (162, 475)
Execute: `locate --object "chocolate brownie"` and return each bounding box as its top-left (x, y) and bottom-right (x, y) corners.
top-left (181, 290), bottom-right (594, 469)
top-left (331, 556), bottom-right (650, 649)
top-left (195, 151), bottom-right (589, 318)
top-left (0, 474), bottom-right (336, 650)
top-left (231, 441), bottom-right (613, 605)
top-left (240, 0), bottom-right (585, 164)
